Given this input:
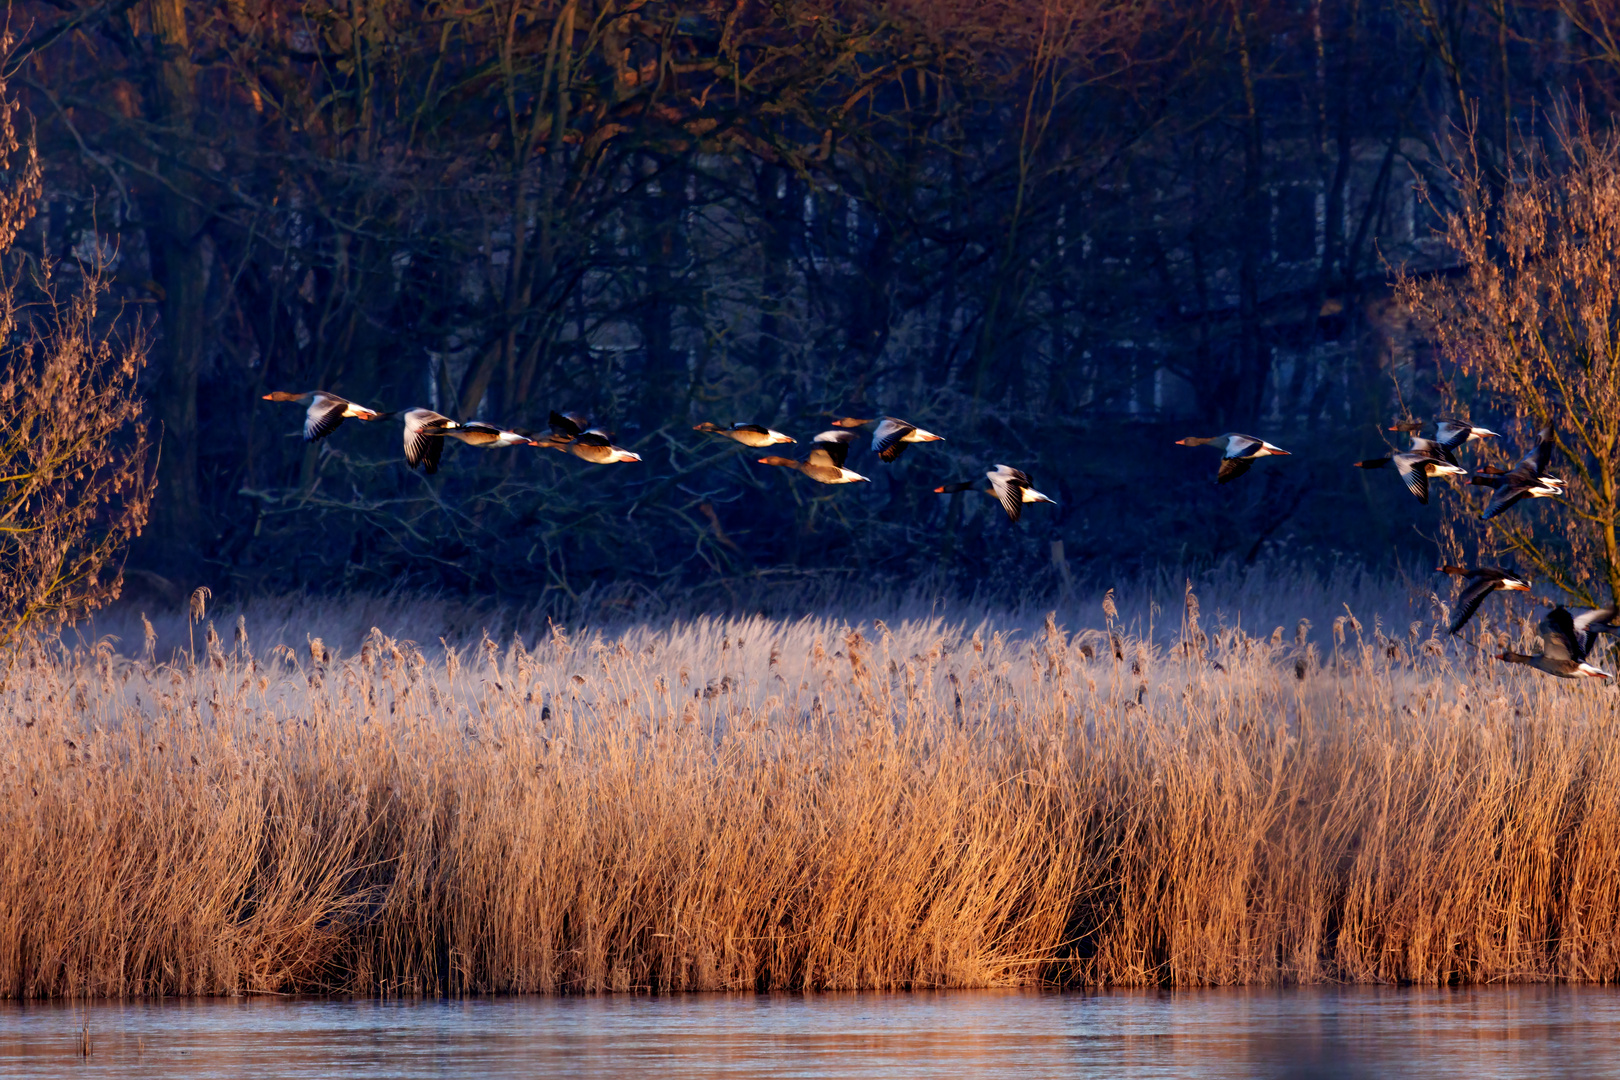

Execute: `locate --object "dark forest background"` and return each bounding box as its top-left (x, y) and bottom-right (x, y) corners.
top-left (14, 0), bottom-right (1620, 607)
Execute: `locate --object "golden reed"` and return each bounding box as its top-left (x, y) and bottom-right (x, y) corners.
top-left (3, 603), bottom-right (1619, 997)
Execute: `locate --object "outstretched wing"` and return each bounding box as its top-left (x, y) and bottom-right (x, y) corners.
top-left (1573, 606), bottom-right (1619, 635)
top-left (872, 418), bottom-right (914, 462)
top-left (1216, 456), bottom-right (1254, 484)
top-left (994, 479), bottom-right (1025, 521)
top-left (1225, 435), bottom-right (1264, 459)
top-left (404, 426), bottom-right (442, 471)
top-left (1572, 606), bottom-right (1618, 659)
top-left (810, 430), bottom-right (856, 468)
top-left (1409, 436), bottom-right (1458, 466)
top-left (549, 411), bottom-right (587, 438)
top-left (1542, 606), bottom-right (1582, 662)
top-left (305, 395), bottom-right (348, 442)
top-left (1481, 485), bottom-right (1524, 520)
top-left (990, 464), bottom-right (1033, 486)
top-left (1532, 426), bottom-right (1555, 475)
top-left (1449, 578), bottom-right (1497, 635)
top-left (404, 410), bottom-right (454, 472)
top-left (1394, 455), bottom-right (1430, 504)
top-left (1434, 420), bottom-right (1484, 451)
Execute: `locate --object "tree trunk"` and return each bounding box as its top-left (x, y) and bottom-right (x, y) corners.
top-left (146, 0), bottom-right (209, 570)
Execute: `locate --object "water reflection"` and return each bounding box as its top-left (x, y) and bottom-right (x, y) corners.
top-left (1, 986), bottom-right (1616, 1078)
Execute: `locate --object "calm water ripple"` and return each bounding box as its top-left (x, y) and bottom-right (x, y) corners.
top-left (3, 987), bottom-right (1619, 1078)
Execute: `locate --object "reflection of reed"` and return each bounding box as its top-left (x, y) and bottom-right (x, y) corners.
top-left (5, 590), bottom-right (1620, 997)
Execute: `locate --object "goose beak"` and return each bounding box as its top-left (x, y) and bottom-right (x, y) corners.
top-left (261, 393), bottom-right (275, 400)
top-left (1503, 581), bottom-right (1531, 591)
top-left (933, 485), bottom-right (947, 493)
top-left (1269, 449), bottom-right (1291, 456)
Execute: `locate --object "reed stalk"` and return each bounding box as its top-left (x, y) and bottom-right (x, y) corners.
top-left (1, 599), bottom-right (1617, 997)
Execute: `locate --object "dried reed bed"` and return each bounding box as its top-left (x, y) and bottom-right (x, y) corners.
top-left (3, 591), bottom-right (1620, 998)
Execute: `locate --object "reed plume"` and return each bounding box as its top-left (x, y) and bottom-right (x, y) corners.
top-left (3, 596), bottom-right (1619, 997)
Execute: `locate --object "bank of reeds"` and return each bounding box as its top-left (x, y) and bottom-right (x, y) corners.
top-left (3, 590), bottom-right (1619, 997)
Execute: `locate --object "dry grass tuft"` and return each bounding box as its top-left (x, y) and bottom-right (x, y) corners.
top-left (4, 590), bottom-right (1620, 997)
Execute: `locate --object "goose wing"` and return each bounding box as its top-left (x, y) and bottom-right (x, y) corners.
top-left (1573, 605), bottom-right (1619, 635)
top-left (1408, 436), bottom-right (1458, 466)
top-left (1434, 420), bottom-right (1473, 450)
top-left (1531, 425), bottom-right (1555, 475)
top-left (1216, 456), bottom-right (1254, 484)
top-left (1224, 434), bottom-right (1264, 459)
top-left (987, 465), bottom-right (1029, 522)
top-left (548, 411), bottom-right (587, 438)
top-left (448, 422), bottom-right (503, 446)
top-left (1449, 577), bottom-right (1499, 635)
top-left (1392, 454), bottom-right (1430, 503)
top-left (1572, 605), bottom-right (1618, 657)
top-left (1542, 606), bottom-right (1583, 662)
top-left (405, 426), bottom-right (446, 473)
top-left (731, 423), bottom-right (770, 435)
top-left (304, 393), bottom-right (349, 442)
top-left (404, 409), bottom-right (454, 472)
top-left (872, 417), bottom-right (915, 462)
top-left (809, 430), bottom-right (857, 469)
top-left (1481, 483), bottom-right (1526, 520)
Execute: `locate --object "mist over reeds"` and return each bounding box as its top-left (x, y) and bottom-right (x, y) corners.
top-left (4, 570), bottom-right (1618, 998)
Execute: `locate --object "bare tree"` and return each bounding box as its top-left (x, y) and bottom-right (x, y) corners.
top-left (0, 41), bottom-right (153, 645)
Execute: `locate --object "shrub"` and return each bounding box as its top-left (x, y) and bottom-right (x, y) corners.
top-left (1400, 115), bottom-right (1620, 604)
top-left (0, 41), bottom-right (152, 647)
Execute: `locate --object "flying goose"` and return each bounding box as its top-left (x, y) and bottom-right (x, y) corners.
top-left (1497, 605), bottom-right (1613, 679)
top-left (402, 408), bottom-right (460, 474)
top-left (263, 390), bottom-right (387, 442)
top-left (831, 416), bottom-right (945, 462)
top-left (1388, 417), bottom-right (1500, 449)
top-left (1470, 426), bottom-right (1564, 520)
top-left (445, 423), bottom-right (539, 450)
top-left (693, 422), bottom-right (795, 447)
top-left (1438, 565), bottom-right (1532, 635)
top-left (1175, 433), bottom-right (1290, 483)
top-left (934, 464), bottom-right (1055, 522)
top-left (758, 430), bottom-right (870, 483)
top-left (1352, 447), bottom-right (1468, 504)
top-left (565, 429), bottom-right (641, 464)
top-left (1434, 419), bottom-right (1501, 448)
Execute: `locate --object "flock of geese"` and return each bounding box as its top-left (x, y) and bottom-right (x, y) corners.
top-left (262, 390), bottom-right (1056, 522)
top-left (1177, 419), bottom-right (1615, 681)
top-left (264, 390), bottom-right (1613, 681)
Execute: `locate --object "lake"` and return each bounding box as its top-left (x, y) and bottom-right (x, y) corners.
top-left (2, 987), bottom-right (1617, 1078)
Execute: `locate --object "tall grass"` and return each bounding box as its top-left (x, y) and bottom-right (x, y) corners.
top-left (3, 577), bottom-right (1619, 998)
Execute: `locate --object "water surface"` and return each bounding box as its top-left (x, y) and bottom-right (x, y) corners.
top-left (3, 986), bottom-right (1617, 1078)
